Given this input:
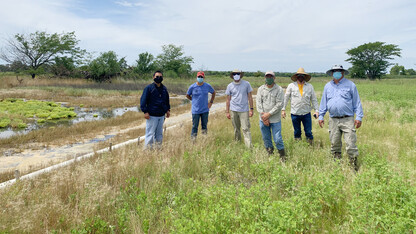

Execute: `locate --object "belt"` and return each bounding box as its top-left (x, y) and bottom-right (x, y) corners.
top-left (331, 115), bottom-right (352, 119)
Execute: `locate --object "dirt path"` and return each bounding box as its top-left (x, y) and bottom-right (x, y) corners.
top-left (0, 102), bottom-right (226, 173)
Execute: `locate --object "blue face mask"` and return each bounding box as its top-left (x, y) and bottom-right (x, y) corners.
top-left (197, 77), bottom-right (204, 83)
top-left (333, 71), bottom-right (343, 80)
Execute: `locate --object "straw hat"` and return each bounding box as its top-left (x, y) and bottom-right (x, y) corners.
top-left (326, 65), bottom-right (349, 76)
top-left (230, 69), bottom-right (244, 78)
top-left (291, 67), bottom-right (311, 82)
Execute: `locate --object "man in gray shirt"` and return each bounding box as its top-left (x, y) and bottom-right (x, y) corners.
top-left (225, 69), bottom-right (254, 148)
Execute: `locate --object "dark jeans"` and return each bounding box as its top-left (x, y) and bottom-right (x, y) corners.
top-left (192, 112), bottom-right (209, 138)
top-left (291, 113), bottom-right (313, 140)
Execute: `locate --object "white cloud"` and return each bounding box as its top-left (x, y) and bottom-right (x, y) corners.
top-left (1, 0), bottom-right (415, 71)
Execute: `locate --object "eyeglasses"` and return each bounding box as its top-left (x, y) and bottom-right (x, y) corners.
top-left (155, 76), bottom-right (163, 79)
top-left (233, 73), bottom-right (241, 75)
top-left (197, 76), bottom-right (204, 78)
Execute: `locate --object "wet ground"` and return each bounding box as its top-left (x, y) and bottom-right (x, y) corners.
top-left (0, 106), bottom-right (140, 139)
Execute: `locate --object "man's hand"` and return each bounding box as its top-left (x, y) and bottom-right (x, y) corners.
top-left (226, 112), bottom-right (231, 119)
top-left (263, 118), bottom-right (270, 126)
top-left (144, 112), bottom-right (150, 119)
top-left (354, 120), bottom-right (362, 129)
top-left (249, 109), bottom-right (253, 117)
top-left (208, 102), bottom-right (212, 109)
top-left (166, 110), bottom-right (170, 118)
top-left (319, 120), bottom-right (324, 128)
top-left (313, 112), bottom-right (319, 119)
top-left (261, 112), bottom-right (270, 121)
top-left (281, 110), bottom-right (286, 119)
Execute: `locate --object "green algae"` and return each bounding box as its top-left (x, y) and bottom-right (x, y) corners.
top-left (0, 98), bottom-right (77, 128)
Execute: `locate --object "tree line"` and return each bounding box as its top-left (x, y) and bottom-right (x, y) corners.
top-left (0, 31), bottom-right (411, 81)
top-left (0, 31), bottom-right (194, 82)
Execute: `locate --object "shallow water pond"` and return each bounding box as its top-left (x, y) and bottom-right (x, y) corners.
top-left (0, 106), bottom-right (139, 139)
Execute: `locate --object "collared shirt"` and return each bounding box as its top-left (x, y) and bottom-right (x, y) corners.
top-left (318, 78), bottom-right (364, 121)
top-left (283, 82), bottom-right (319, 115)
top-left (187, 82), bottom-right (215, 114)
top-left (256, 83), bottom-right (284, 123)
top-left (225, 80), bottom-right (253, 112)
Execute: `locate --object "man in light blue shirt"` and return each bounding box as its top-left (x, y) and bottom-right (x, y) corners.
top-left (225, 69), bottom-right (254, 147)
top-left (319, 65), bottom-right (364, 171)
top-left (186, 71), bottom-right (216, 139)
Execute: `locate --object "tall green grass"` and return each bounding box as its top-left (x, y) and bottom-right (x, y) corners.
top-left (0, 78), bottom-right (416, 233)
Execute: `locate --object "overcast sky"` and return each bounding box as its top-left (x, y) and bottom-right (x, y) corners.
top-left (1, 0), bottom-right (415, 72)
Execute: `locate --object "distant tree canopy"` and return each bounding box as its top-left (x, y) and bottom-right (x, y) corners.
top-left (390, 64), bottom-right (406, 76)
top-left (134, 52), bottom-right (155, 75)
top-left (346, 41), bottom-right (401, 80)
top-left (154, 44), bottom-right (193, 78)
top-left (0, 31), bottom-right (85, 78)
top-left (88, 51), bottom-right (127, 82)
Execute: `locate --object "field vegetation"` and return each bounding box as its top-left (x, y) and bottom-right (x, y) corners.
top-left (0, 75), bottom-right (415, 232)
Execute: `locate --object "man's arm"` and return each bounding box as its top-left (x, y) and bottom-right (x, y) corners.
top-left (208, 91), bottom-right (216, 109)
top-left (318, 86), bottom-right (328, 128)
top-left (310, 85), bottom-right (319, 119)
top-left (282, 85), bottom-right (291, 118)
top-left (248, 92), bottom-right (254, 117)
top-left (352, 85), bottom-right (363, 128)
top-left (226, 95), bottom-right (231, 119)
top-left (140, 86), bottom-right (150, 119)
top-left (256, 87), bottom-right (263, 113)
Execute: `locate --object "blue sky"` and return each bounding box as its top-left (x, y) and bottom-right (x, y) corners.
top-left (1, 0), bottom-right (416, 72)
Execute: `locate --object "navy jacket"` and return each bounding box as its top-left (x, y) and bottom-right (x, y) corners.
top-left (140, 83), bottom-right (170, 116)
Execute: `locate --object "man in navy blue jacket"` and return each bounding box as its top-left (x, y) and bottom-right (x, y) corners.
top-left (140, 71), bottom-right (170, 148)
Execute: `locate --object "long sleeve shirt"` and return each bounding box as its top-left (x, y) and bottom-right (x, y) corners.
top-left (140, 83), bottom-right (170, 117)
top-left (282, 82), bottom-right (319, 115)
top-left (256, 84), bottom-right (284, 123)
top-left (318, 78), bottom-right (364, 121)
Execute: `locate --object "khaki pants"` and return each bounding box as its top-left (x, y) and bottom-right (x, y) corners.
top-left (328, 116), bottom-right (358, 159)
top-left (230, 111), bottom-right (252, 147)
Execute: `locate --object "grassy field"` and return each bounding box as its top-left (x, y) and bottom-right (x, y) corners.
top-left (0, 76), bottom-right (415, 232)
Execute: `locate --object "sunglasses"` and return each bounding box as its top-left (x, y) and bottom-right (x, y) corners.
top-left (197, 76), bottom-right (204, 78)
top-left (297, 75), bottom-right (305, 78)
top-left (233, 73), bottom-right (241, 75)
top-left (155, 76), bottom-right (163, 79)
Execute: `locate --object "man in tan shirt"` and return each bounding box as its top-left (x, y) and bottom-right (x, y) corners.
top-left (282, 68), bottom-right (319, 145)
top-left (256, 71), bottom-right (285, 159)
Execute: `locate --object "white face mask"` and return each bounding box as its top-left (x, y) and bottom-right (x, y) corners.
top-left (233, 74), bottom-right (241, 81)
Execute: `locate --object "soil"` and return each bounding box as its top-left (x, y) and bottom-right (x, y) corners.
top-left (0, 102), bottom-right (226, 174)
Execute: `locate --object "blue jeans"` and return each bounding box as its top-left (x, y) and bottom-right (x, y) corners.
top-left (191, 112), bottom-right (209, 138)
top-left (145, 115), bottom-right (165, 148)
top-left (291, 113), bottom-right (313, 140)
top-left (259, 120), bottom-right (284, 150)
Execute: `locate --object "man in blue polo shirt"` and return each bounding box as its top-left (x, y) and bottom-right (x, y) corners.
top-left (140, 71), bottom-right (170, 149)
top-left (186, 71), bottom-right (216, 139)
top-left (319, 65), bottom-right (364, 171)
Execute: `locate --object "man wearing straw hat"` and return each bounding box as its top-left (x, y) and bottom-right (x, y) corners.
top-left (282, 68), bottom-right (319, 145)
top-left (319, 65), bottom-right (364, 171)
top-left (225, 69), bottom-right (254, 148)
top-left (256, 71), bottom-right (286, 159)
